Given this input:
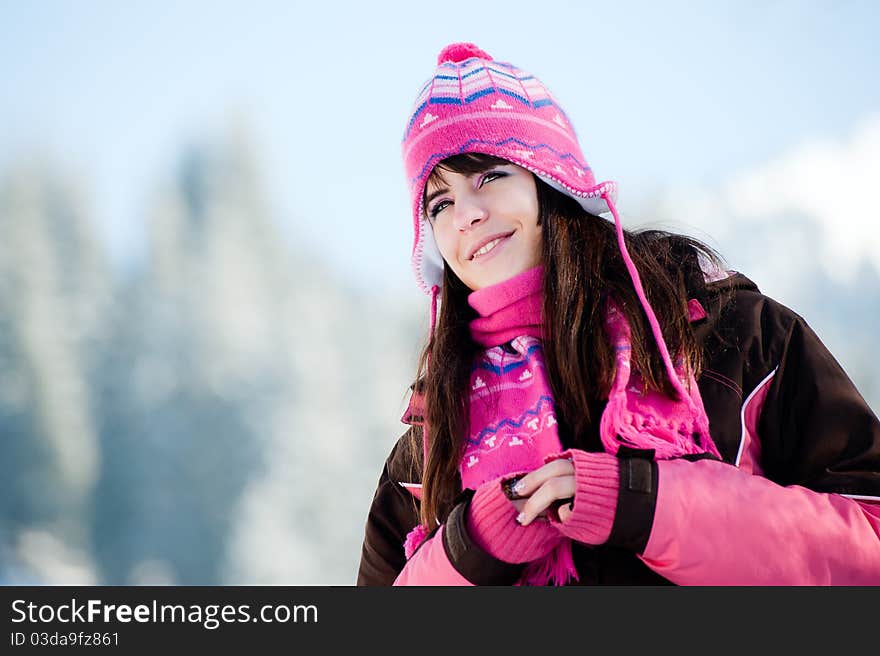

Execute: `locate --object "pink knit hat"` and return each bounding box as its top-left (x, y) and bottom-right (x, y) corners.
top-left (402, 42), bottom-right (617, 296)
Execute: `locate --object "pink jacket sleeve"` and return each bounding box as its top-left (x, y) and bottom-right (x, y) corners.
top-left (637, 298), bottom-right (880, 585)
top-left (640, 458), bottom-right (880, 585)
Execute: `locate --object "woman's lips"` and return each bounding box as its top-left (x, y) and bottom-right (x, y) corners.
top-left (470, 233), bottom-right (512, 263)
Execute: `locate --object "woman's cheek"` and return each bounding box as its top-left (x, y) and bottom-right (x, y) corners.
top-left (435, 231), bottom-right (457, 264)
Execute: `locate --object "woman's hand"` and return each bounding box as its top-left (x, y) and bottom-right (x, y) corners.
top-left (505, 458), bottom-right (576, 525)
top-left (466, 472), bottom-right (565, 564)
top-left (507, 449), bottom-right (621, 547)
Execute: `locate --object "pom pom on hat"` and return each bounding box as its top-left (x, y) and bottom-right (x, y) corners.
top-left (436, 42), bottom-right (492, 64)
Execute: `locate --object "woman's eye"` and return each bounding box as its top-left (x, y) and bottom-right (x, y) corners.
top-left (480, 171), bottom-right (506, 186)
top-left (427, 171), bottom-right (506, 219)
top-left (428, 200), bottom-right (451, 219)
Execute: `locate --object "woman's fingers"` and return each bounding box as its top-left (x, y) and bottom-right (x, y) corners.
top-left (556, 499), bottom-right (574, 523)
top-left (516, 475), bottom-right (575, 526)
top-left (507, 458), bottom-right (573, 499)
top-left (500, 458), bottom-right (576, 525)
top-left (510, 498), bottom-right (550, 520)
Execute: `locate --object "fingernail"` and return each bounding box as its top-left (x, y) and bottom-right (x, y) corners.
top-left (512, 479), bottom-right (525, 495)
top-left (516, 512), bottom-right (526, 525)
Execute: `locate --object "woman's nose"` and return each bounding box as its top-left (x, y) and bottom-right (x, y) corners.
top-left (452, 198), bottom-right (488, 231)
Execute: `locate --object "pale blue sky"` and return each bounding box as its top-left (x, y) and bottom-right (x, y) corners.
top-left (2, 0), bottom-right (878, 298)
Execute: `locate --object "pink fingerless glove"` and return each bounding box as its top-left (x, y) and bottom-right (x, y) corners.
top-left (465, 474), bottom-right (563, 564)
top-left (546, 449), bottom-right (620, 545)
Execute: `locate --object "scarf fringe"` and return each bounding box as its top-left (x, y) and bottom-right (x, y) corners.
top-left (599, 387), bottom-right (712, 459)
top-left (521, 539), bottom-right (579, 586)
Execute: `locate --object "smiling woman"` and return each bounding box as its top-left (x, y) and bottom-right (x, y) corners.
top-left (356, 42), bottom-right (880, 586)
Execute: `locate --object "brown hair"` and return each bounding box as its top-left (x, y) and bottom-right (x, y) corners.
top-left (411, 153), bottom-right (726, 527)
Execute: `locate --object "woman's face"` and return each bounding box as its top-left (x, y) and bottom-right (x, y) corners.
top-left (425, 161), bottom-right (541, 291)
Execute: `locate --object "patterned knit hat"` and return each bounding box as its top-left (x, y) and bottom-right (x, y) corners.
top-left (402, 42), bottom-right (617, 296)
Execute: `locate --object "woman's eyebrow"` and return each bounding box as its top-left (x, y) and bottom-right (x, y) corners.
top-left (424, 186), bottom-right (450, 208)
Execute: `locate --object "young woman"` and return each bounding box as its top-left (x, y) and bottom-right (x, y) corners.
top-left (356, 43), bottom-right (880, 585)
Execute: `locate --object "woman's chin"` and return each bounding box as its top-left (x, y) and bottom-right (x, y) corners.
top-left (469, 262), bottom-right (532, 290)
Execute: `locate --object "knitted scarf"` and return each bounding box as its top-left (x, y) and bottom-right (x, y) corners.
top-left (460, 265), bottom-right (720, 585)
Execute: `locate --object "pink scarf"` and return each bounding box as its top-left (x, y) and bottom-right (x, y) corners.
top-left (459, 265), bottom-right (719, 585)
top-left (465, 266), bottom-right (559, 486)
top-left (468, 266), bottom-right (544, 346)
top-left (465, 266), bottom-right (576, 585)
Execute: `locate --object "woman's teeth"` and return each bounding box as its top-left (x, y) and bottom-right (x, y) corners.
top-left (473, 237), bottom-right (504, 259)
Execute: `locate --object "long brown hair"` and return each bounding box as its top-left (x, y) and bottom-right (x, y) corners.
top-left (411, 153), bottom-right (726, 527)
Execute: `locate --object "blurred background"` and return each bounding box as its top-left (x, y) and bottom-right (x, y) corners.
top-left (0, 0), bottom-right (877, 585)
